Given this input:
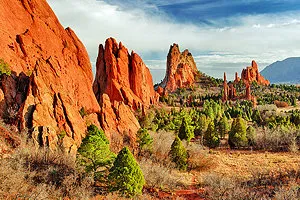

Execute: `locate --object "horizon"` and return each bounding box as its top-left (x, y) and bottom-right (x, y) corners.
top-left (47, 0), bottom-right (300, 83)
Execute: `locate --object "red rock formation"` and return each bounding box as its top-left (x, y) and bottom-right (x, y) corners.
top-left (234, 72), bottom-right (241, 83)
top-left (93, 38), bottom-right (158, 110)
top-left (222, 72), bottom-right (229, 102)
top-left (241, 60), bottom-right (270, 86)
top-left (156, 86), bottom-right (164, 97)
top-left (159, 44), bottom-right (198, 92)
top-left (228, 83), bottom-right (237, 100)
top-left (100, 94), bottom-right (140, 152)
top-left (93, 38), bottom-right (159, 151)
top-left (0, 0), bottom-right (100, 153)
top-left (245, 82), bottom-right (252, 100)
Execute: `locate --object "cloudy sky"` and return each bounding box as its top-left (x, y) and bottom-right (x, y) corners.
top-left (48, 0), bottom-right (300, 83)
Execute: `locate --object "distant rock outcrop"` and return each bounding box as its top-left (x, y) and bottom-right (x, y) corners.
top-left (241, 60), bottom-right (270, 86)
top-left (0, 0), bottom-right (100, 153)
top-left (93, 38), bottom-right (158, 110)
top-left (234, 72), bottom-right (240, 83)
top-left (222, 72), bottom-right (229, 101)
top-left (223, 61), bottom-right (265, 106)
top-left (159, 44), bottom-right (198, 93)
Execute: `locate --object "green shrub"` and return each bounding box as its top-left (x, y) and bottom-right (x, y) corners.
top-left (137, 128), bottom-right (153, 155)
top-left (169, 136), bottom-right (188, 171)
top-left (178, 117), bottom-right (194, 143)
top-left (218, 115), bottom-right (230, 139)
top-left (228, 117), bottom-right (248, 148)
top-left (0, 59), bottom-right (11, 76)
top-left (108, 147), bottom-right (145, 197)
top-left (79, 107), bottom-right (87, 117)
top-left (204, 121), bottom-right (220, 148)
top-left (246, 126), bottom-right (256, 146)
top-left (77, 125), bottom-right (115, 181)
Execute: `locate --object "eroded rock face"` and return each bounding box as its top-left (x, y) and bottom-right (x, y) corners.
top-left (241, 60), bottom-right (270, 86)
top-left (93, 38), bottom-right (158, 110)
top-left (159, 44), bottom-right (198, 92)
top-left (93, 38), bottom-right (158, 151)
top-left (0, 0), bottom-right (100, 152)
top-left (99, 94), bottom-right (140, 153)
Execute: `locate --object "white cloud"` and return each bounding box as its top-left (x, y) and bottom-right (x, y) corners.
top-left (47, 0), bottom-right (300, 80)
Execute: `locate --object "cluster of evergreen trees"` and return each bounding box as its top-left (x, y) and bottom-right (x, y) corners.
top-left (141, 99), bottom-right (300, 150)
top-left (77, 125), bottom-right (145, 197)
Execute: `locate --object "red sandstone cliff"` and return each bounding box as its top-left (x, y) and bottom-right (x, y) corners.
top-left (241, 60), bottom-right (270, 85)
top-left (159, 44), bottom-right (198, 92)
top-left (93, 38), bottom-right (159, 151)
top-left (0, 0), bottom-right (100, 153)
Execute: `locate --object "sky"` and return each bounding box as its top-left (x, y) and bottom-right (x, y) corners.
top-left (47, 0), bottom-right (300, 83)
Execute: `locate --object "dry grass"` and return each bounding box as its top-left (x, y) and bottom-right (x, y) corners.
top-left (139, 158), bottom-right (192, 190)
top-left (149, 130), bottom-right (174, 164)
top-left (185, 142), bottom-right (216, 171)
top-left (197, 150), bottom-right (300, 181)
top-left (0, 133), bottom-right (93, 200)
top-left (254, 127), bottom-right (299, 152)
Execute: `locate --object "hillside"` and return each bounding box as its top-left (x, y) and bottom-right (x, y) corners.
top-left (261, 57), bottom-right (300, 84)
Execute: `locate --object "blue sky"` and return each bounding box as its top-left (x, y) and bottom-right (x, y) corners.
top-left (48, 0), bottom-right (300, 83)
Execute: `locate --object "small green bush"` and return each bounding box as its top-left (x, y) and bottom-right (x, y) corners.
top-left (204, 121), bottom-right (220, 148)
top-left (178, 117), bottom-right (194, 143)
top-left (169, 136), bottom-right (188, 171)
top-left (246, 126), bottom-right (256, 146)
top-left (108, 147), bottom-right (145, 197)
top-left (228, 117), bottom-right (248, 148)
top-left (0, 59), bottom-right (11, 76)
top-left (79, 107), bottom-right (87, 117)
top-left (137, 128), bottom-right (153, 156)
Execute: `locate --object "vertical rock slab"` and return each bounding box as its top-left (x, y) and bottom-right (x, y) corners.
top-left (93, 38), bottom-right (158, 151)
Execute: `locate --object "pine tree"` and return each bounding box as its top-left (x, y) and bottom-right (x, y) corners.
top-left (218, 115), bottom-right (229, 139)
top-left (108, 147), bottom-right (145, 197)
top-left (137, 128), bottom-right (153, 156)
top-left (252, 109), bottom-right (263, 125)
top-left (77, 125), bottom-right (116, 180)
top-left (228, 117), bottom-right (248, 148)
top-left (246, 126), bottom-right (256, 146)
top-left (204, 121), bottom-right (220, 148)
top-left (198, 114), bottom-right (209, 134)
top-left (169, 136), bottom-right (188, 171)
top-left (178, 117), bottom-right (194, 143)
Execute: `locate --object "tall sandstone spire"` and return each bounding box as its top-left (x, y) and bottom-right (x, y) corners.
top-left (93, 38), bottom-right (158, 110)
top-left (222, 72), bottom-right (229, 102)
top-left (93, 38), bottom-right (159, 151)
top-left (159, 44), bottom-right (198, 93)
